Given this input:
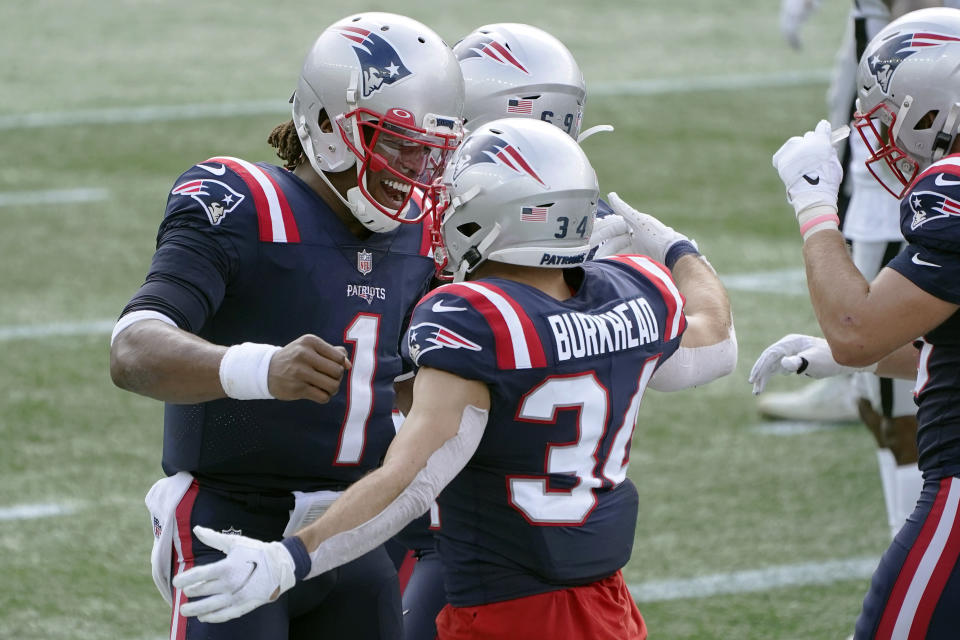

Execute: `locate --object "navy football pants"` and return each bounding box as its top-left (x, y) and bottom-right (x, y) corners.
top-left (855, 476), bottom-right (960, 639)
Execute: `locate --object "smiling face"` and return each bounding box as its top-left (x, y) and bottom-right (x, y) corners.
top-left (365, 131), bottom-right (432, 209)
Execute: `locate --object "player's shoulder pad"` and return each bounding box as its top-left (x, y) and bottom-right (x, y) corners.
top-left (592, 255), bottom-right (686, 342)
top-left (409, 280), bottom-right (548, 371)
top-left (166, 156), bottom-right (300, 243)
top-left (903, 155), bottom-right (960, 250)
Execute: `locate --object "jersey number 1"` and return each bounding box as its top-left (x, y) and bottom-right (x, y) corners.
top-left (335, 313), bottom-right (379, 465)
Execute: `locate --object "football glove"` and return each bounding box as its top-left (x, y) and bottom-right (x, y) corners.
top-left (172, 526), bottom-right (298, 623)
top-left (749, 333), bottom-right (876, 395)
top-left (604, 192), bottom-right (698, 266)
top-left (772, 120), bottom-right (843, 217)
top-left (589, 213), bottom-right (632, 258)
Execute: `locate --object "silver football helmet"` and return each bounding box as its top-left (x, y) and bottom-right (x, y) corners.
top-left (292, 13), bottom-right (465, 232)
top-left (453, 24), bottom-right (586, 139)
top-left (854, 7), bottom-right (960, 197)
top-left (436, 118), bottom-right (598, 281)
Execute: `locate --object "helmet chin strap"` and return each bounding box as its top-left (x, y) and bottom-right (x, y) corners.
top-left (452, 223), bottom-right (502, 283)
top-left (347, 186), bottom-right (403, 233)
top-left (933, 101), bottom-right (960, 161)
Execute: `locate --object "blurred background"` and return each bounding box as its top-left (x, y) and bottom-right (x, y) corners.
top-left (1, 1), bottom-right (888, 638)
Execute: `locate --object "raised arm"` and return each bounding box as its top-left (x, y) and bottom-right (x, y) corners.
top-left (602, 192), bottom-right (737, 390)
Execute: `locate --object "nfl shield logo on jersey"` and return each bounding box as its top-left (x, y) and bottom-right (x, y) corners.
top-left (357, 250), bottom-right (373, 275)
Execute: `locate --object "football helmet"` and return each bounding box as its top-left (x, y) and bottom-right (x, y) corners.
top-left (453, 24), bottom-right (586, 139)
top-left (854, 8), bottom-right (960, 197)
top-left (292, 13), bottom-right (465, 232)
top-left (436, 118), bottom-right (598, 281)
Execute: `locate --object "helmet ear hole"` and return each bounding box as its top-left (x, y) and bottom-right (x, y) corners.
top-left (915, 110), bottom-right (939, 130)
top-left (457, 222), bottom-right (481, 237)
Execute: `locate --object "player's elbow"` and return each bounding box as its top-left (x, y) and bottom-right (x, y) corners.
top-left (828, 338), bottom-right (882, 369)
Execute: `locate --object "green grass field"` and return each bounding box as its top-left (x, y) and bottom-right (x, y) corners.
top-left (0, 1), bottom-right (896, 638)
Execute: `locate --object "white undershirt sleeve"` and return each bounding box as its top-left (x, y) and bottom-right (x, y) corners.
top-left (648, 327), bottom-right (738, 392)
top-left (305, 404), bottom-right (489, 580)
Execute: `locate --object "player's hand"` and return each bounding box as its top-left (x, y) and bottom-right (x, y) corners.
top-left (604, 192), bottom-right (695, 265)
top-left (589, 213), bottom-right (633, 258)
top-left (269, 334), bottom-right (351, 403)
top-left (780, 0), bottom-right (821, 49)
top-left (772, 120), bottom-right (843, 219)
top-left (749, 333), bottom-right (874, 394)
top-left (172, 526), bottom-right (297, 623)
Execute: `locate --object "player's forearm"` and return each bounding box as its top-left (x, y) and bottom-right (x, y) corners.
top-left (875, 342), bottom-right (921, 380)
top-left (110, 320), bottom-right (227, 403)
top-left (669, 254), bottom-right (733, 347)
top-left (295, 459), bottom-right (416, 555)
top-left (801, 229), bottom-right (882, 363)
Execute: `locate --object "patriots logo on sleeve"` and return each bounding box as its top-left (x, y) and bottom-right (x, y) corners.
top-left (335, 26), bottom-right (412, 98)
top-left (170, 177), bottom-right (245, 225)
top-left (455, 33), bottom-right (529, 74)
top-left (451, 133), bottom-right (545, 185)
top-left (407, 321), bottom-right (481, 365)
top-left (868, 32), bottom-right (960, 93)
top-left (908, 185), bottom-right (960, 231)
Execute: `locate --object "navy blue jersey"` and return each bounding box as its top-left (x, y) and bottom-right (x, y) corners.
top-left (888, 156), bottom-right (960, 479)
top-left (122, 157), bottom-right (436, 491)
top-left (402, 256), bottom-right (686, 606)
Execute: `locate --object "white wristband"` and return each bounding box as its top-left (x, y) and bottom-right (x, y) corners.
top-left (219, 343), bottom-right (281, 400)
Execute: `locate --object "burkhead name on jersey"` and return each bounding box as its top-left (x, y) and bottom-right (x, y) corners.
top-left (548, 296), bottom-right (660, 362)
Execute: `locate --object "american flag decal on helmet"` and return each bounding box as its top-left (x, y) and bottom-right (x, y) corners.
top-left (507, 98), bottom-right (534, 114)
top-left (521, 206), bottom-right (549, 222)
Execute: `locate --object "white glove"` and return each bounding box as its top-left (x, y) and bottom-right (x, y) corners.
top-left (589, 213), bottom-right (633, 258)
top-left (172, 526), bottom-right (298, 623)
top-left (605, 192), bottom-right (697, 266)
top-left (772, 120), bottom-right (843, 217)
top-left (749, 333), bottom-right (877, 395)
top-left (780, 0), bottom-right (821, 49)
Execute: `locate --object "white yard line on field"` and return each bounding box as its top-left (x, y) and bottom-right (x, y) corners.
top-left (0, 502), bottom-right (76, 521)
top-left (628, 555), bottom-right (878, 602)
top-left (0, 268), bottom-right (806, 343)
top-left (0, 320), bottom-right (115, 341)
top-left (0, 188), bottom-right (109, 207)
top-left (0, 70), bottom-right (830, 130)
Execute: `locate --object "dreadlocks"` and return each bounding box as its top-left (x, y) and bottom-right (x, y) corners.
top-left (268, 120), bottom-right (304, 170)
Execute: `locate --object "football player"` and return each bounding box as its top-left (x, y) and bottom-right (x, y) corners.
top-left (169, 118), bottom-right (736, 639)
top-left (387, 23), bottom-right (676, 639)
top-left (752, 8), bottom-right (960, 637)
top-left (108, 12), bottom-right (464, 640)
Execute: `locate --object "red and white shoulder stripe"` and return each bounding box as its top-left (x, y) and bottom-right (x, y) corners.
top-left (205, 156), bottom-right (300, 243)
top-left (420, 282), bottom-right (547, 370)
top-left (917, 155), bottom-right (960, 183)
top-left (603, 255), bottom-right (686, 341)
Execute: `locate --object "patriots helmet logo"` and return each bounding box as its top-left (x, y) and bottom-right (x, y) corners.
top-left (335, 26), bottom-right (412, 98)
top-left (407, 321), bottom-right (481, 365)
top-left (908, 188), bottom-right (960, 230)
top-left (455, 33), bottom-right (529, 74)
top-left (868, 32), bottom-right (960, 94)
top-left (171, 178), bottom-right (245, 225)
top-left (451, 133), bottom-right (545, 186)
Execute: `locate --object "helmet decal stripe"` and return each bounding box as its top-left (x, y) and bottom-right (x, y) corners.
top-left (486, 41), bottom-right (528, 73)
top-left (501, 145), bottom-right (545, 185)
